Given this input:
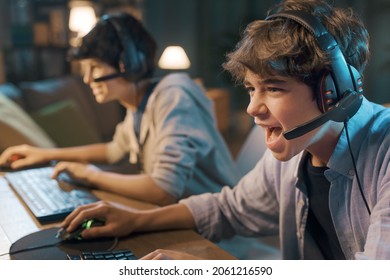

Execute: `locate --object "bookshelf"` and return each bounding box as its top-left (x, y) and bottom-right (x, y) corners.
top-left (0, 0), bottom-right (70, 84)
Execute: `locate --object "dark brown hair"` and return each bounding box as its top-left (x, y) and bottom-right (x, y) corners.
top-left (69, 12), bottom-right (157, 80)
top-left (223, 0), bottom-right (370, 90)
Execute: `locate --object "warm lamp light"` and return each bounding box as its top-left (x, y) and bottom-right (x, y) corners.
top-left (158, 46), bottom-right (191, 70)
top-left (69, 4), bottom-right (96, 37)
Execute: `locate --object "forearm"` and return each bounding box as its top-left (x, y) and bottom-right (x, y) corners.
top-left (88, 171), bottom-right (176, 206)
top-left (45, 143), bottom-right (109, 163)
top-left (134, 203), bottom-right (196, 233)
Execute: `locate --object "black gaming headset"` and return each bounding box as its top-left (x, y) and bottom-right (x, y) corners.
top-left (266, 10), bottom-right (364, 140)
top-left (94, 14), bottom-right (147, 83)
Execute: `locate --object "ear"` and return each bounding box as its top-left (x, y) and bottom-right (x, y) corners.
top-left (119, 62), bottom-right (126, 73)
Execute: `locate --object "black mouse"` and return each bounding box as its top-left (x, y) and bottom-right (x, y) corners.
top-left (56, 218), bottom-right (105, 241)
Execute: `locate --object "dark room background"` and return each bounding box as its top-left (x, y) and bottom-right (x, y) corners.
top-left (142, 0), bottom-right (390, 105)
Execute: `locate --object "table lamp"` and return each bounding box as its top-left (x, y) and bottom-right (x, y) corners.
top-left (158, 46), bottom-right (191, 70)
top-left (68, 1), bottom-right (96, 46)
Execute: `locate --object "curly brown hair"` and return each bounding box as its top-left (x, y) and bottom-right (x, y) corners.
top-left (223, 0), bottom-right (369, 91)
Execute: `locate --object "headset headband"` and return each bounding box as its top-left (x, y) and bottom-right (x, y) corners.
top-left (99, 14), bottom-right (146, 82)
top-left (266, 10), bottom-right (356, 100)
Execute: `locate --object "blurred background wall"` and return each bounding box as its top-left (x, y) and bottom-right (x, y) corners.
top-left (142, 0), bottom-right (390, 105)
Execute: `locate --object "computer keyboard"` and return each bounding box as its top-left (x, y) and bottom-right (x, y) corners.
top-left (67, 249), bottom-right (138, 260)
top-left (5, 166), bottom-right (99, 223)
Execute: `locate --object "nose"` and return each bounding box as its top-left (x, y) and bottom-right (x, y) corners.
top-left (246, 94), bottom-right (267, 118)
top-left (83, 67), bottom-right (93, 85)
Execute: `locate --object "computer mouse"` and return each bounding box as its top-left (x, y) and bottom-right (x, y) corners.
top-left (56, 218), bottom-right (105, 241)
top-left (0, 154), bottom-right (24, 171)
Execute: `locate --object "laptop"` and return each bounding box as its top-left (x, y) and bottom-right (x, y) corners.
top-left (5, 166), bottom-right (99, 223)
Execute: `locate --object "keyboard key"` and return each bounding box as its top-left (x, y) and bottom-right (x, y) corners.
top-left (67, 249), bottom-right (138, 260)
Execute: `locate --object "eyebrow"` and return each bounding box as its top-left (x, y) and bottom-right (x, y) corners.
top-left (262, 78), bottom-right (288, 84)
top-left (243, 77), bottom-right (288, 86)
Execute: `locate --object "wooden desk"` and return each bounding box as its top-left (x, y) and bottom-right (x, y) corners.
top-left (0, 174), bottom-right (235, 260)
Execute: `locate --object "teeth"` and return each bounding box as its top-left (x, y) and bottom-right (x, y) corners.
top-left (268, 127), bottom-right (281, 141)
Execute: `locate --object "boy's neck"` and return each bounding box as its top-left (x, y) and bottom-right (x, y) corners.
top-left (307, 122), bottom-right (344, 167)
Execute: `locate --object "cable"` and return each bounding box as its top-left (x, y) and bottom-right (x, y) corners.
top-left (0, 242), bottom-right (60, 257)
top-left (344, 121), bottom-right (371, 216)
top-left (107, 237), bottom-right (119, 251)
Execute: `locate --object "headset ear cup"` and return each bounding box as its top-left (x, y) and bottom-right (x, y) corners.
top-left (317, 71), bottom-right (339, 113)
top-left (349, 65), bottom-right (364, 96)
top-left (104, 15), bottom-right (147, 82)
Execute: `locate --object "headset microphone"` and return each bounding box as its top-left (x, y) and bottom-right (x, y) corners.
top-left (283, 91), bottom-right (362, 140)
top-left (93, 71), bottom-right (141, 83)
top-left (93, 72), bottom-right (126, 82)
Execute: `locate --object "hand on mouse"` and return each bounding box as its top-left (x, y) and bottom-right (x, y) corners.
top-left (60, 201), bottom-right (139, 239)
top-left (56, 218), bottom-right (106, 241)
top-left (0, 144), bottom-right (50, 169)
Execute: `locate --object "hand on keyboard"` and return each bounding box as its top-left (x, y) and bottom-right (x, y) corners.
top-left (52, 161), bottom-right (100, 188)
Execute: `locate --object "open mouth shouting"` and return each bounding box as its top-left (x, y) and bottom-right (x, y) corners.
top-left (264, 125), bottom-right (284, 150)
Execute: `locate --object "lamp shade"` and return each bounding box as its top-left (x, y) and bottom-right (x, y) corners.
top-left (158, 46), bottom-right (191, 70)
top-left (69, 5), bottom-right (96, 37)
